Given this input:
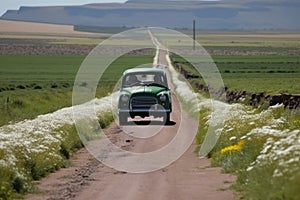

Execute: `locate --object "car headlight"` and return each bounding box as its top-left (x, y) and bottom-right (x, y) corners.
top-left (160, 95), bottom-right (167, 102)
top-left (121, 95), bottom-right (129, 102)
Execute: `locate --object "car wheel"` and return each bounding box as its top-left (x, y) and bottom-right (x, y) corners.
top-left (164, 112), bottom-right (170, 125)
top-left (119, 113), bottom-right (128, 126)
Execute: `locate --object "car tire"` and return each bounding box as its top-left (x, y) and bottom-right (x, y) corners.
top-left (119, 113), bottom-right (128, 126)
top-left (165, 112), bottom-right (170, 125)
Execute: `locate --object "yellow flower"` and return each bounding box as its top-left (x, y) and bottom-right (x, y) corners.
top-left (221, 140), bottom-right (245, 155)
top-left (293, 119), bottom-right (300, 126)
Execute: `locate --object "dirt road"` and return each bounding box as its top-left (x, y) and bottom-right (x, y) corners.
top-left (26, 49), bottom-right (236, 200)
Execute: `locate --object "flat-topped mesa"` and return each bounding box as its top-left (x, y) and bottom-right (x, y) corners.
top-left (1, 0), bottom-right (299, 29)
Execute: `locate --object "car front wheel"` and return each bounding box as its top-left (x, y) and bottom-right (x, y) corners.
top-left (119, 113), bottom-right (128, 126)
top-left (165, 112), bottom-right (170, 125)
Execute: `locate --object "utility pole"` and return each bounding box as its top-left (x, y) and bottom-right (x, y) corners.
top-left (193, 19), bottom-right (196, 50)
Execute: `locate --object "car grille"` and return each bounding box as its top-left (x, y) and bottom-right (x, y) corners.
top-left (131, 97), bottom-right (158, 109)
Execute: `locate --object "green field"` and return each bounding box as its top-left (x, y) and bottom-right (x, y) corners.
top-left (171, 54), bottom-right (300, 94)
top-left (0, 54), bottom-right (153, 126)
top-left (74, 25), bottom-right (133, 34)
top-left (215, 55), bottom-right (300, 94)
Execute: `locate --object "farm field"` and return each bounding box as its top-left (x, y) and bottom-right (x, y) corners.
top-left (172, 55), bottom-right (300, 94)
top-left (166, 30), bottom-right (300, 94)
top-left (199, 33), bottom-right (300, 48)
top-left (0, 54), bottom-right (82, 126)
top-left (0, 54), bottom-right (153, 126)
top-left (215, 55), bottom-right (300, 94)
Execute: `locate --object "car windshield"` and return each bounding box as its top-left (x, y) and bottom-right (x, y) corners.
top-left (122, 72), bottom-right (168, 88)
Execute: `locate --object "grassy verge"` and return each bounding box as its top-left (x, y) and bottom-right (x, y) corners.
top-left (0, 124), bottom-right (82, 199)
top-left (199, 103), bottom-right (300, 199)
top-left (0, 111), bottom-right (114, 200)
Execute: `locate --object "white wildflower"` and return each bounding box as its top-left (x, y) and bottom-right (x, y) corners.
top-left (229, 136), bottom-right (237, 141)
top-left (246, 166), bottom-right (254, 172)
top-left (273, 169), bottom-right (283, 178)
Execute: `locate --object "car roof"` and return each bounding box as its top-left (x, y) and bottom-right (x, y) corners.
top-left (123, 68), bottom-right (166, 75)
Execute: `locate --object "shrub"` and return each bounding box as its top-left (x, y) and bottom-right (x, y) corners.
top-left (51, 84), bottom-right (58, 89)
top-left (16, 85), bottom-right (26, 90)
top-left (62, 83), bottom-right (70, 88)
top-left (12, 177), bottom-right (25, 194)
top-left (98, 111), bottom-right (114, 129)
top-left (33, 85), bottom-right (42, 90)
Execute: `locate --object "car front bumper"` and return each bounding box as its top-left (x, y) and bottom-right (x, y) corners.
top-left (118, 108), bottom-right (171, 114)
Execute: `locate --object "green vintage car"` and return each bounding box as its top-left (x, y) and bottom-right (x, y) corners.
top-left (118, 68), bottom-right (172, 125)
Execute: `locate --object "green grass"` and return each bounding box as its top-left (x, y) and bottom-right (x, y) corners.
top-left (51, 39), bottom-right (103, 45)
top-left (215, 55), bottom-right (300, 94)
top-left (0, 55), bottom-right (83, 82)
top-left (0, 54), bottom-right (154, 126)
top-left (74, 25), bottom-right (133, 34)
top-left (171, 54), bottom-right (300, 94)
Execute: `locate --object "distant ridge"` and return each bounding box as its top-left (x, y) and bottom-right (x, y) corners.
top-left (1, 0), bottom-right (299, 29)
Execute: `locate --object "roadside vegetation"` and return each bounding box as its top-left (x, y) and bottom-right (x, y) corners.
top-left (171, 31), bottom-right (300, 199)
top-left (197, 101), bottom-right (300, 199)
top-left (0, 110), bottom-right (113, 199)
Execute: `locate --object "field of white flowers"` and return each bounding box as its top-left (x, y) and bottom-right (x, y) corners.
top-left (0, 96), bottom-right (113, 198)
top-left (198, 99), bottom-right (300, 199)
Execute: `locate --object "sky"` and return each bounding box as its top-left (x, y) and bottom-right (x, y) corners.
top-left (0, 0), bottom-right (127, 16)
